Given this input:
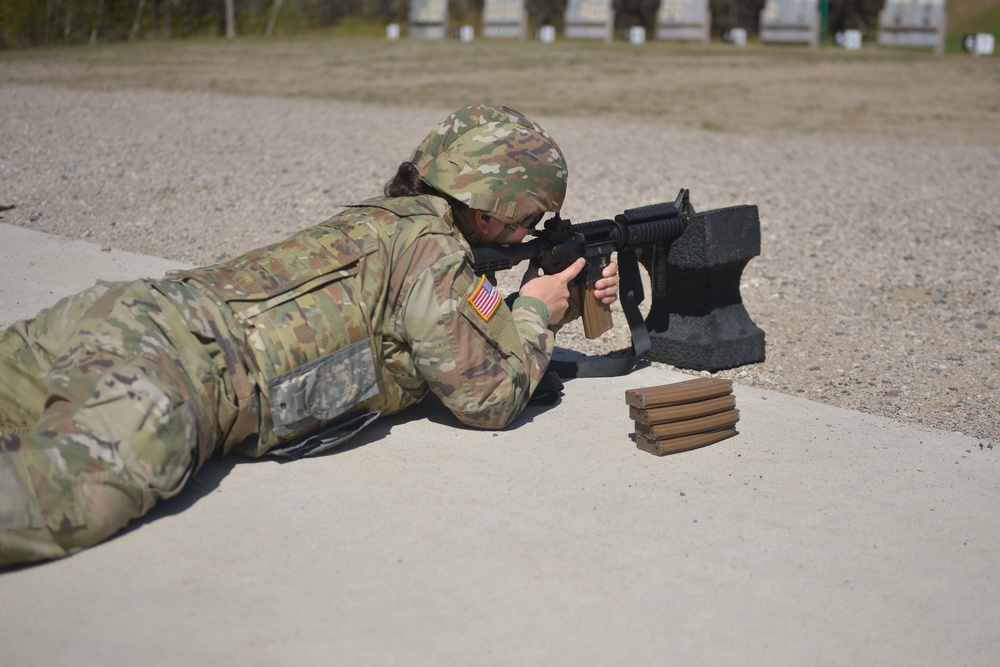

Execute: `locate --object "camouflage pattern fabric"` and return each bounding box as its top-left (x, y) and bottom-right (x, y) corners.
top-left (0, 194), bottom-right (555, 565)
top-left (338, 195), bottom-right (553, 427)
top-left (0, 279), bottom-right (244, 564)
top-left (411, 104), bottom-right (568, 241)
top-left (176, 194), bottom-right (554, 455)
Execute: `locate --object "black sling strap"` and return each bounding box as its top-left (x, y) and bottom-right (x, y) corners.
top-left (548, 247), bottom-right (650, 379)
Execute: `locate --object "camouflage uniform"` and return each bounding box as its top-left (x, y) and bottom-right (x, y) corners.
top-left (0, 278), bottom-right (247, 564)
top-left (0, 103), bottom-right (568, 565)
top-left (0, 195), bottom-right (554, 565)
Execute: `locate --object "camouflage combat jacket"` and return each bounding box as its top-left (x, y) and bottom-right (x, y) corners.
top-left (171, 195), bottom-right (553, 457)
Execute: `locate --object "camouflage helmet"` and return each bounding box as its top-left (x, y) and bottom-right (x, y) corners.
top-left (411, 104), bottom-right (568, 242)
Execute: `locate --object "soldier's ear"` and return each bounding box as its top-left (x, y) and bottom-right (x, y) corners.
top-left (470, 210), bottom-right (492, 236)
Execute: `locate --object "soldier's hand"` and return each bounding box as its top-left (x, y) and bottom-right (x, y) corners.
top-left (592, 261), bottom-right (620, 305)
top-left (519, 257), bottom-right (586, 325)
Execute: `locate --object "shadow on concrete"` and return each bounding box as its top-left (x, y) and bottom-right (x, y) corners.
top-left (0, 385), bottom-right (570, 573)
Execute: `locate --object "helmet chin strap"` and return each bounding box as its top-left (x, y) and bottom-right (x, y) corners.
top-left (454, 207), bottom-right (522, 245)
top-left (492, 216), bottom-right (524, 243)
top-left (449, 206), bottom-right (484, 246)
top-left (493, 226), bottom-right (517, 243)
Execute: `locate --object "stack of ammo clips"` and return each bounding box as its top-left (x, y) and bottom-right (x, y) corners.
top-left (626, 377), bottom-right (739, 456)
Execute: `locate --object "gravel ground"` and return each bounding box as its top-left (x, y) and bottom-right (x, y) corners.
top-left (1, 84), bottom-right (997, 446)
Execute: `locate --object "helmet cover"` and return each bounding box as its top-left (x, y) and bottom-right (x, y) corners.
top-left (411, 105), bottom-right (568, 240)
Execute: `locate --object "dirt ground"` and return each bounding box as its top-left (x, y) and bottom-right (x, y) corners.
top-left (3, 37), bottom-right (999, 145)
top-left (1, 38), bottom-right (998, 445)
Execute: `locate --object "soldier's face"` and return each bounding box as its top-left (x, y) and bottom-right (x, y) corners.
top-left (493, 226), bottom-right (531, 244)
top-left (472, 210), bottom-right (532, 245)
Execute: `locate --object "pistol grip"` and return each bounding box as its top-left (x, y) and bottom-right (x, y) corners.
top-left (581, 284), bottom-right (614, 339)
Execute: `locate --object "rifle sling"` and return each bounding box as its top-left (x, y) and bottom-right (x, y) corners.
top-left (549, 248), bottom-right (650, 379)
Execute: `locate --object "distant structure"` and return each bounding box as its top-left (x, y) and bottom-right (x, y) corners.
top-left (483, 0), bottom-right (528, 39)
top-left (758, 0), bottom-right (820, 48)
top-left (564, 0), bottom-right (614, 42)
top-left (656, 0), bottom-right (711, 43)
top-left (877, 0), bottom-right (947, 55)
top-left (409, 0), bottom-right (449, 39)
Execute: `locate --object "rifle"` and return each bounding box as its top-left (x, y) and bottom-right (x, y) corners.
top-left (472, 189), bottom-right (694, 375)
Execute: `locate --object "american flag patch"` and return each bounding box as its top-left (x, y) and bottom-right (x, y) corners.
top-left (468, 275), bottom-right (502, 321)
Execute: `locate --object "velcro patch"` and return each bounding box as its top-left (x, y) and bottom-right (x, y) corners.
top-left (468, 275), bottom-right (502, 321)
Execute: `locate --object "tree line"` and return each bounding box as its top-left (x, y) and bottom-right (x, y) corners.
top-left (0, 0), bottom-right (885, 49)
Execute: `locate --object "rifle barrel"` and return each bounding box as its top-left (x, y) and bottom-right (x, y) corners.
top-left (470, 197), bottom-right (690, 276)
top-left (620, 215), bottom-right (688, 247)
top-left (619, 202), bottom-right (683, 224)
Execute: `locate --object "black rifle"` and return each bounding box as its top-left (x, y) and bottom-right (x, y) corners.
top-left (472, 189), bottom-right (694, 376)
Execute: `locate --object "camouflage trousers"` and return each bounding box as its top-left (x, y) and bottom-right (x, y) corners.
top-left (0, 279), bottom-right (243, 565)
